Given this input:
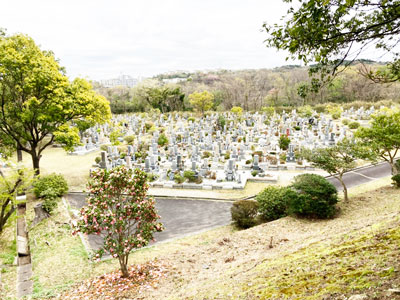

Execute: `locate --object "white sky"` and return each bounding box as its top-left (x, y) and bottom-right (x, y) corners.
top-left (1, 0), bottom-right (294, 80)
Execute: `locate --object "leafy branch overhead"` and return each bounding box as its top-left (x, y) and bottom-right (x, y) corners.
top-left (264, 0), bottom-right (400, 85)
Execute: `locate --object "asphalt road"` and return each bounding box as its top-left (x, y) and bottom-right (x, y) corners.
top-left (66, 161), bottom-right (392, 250)
top-left (327, 162), bottom-right (391, 189)
top-left (67, 194), bottom-right (232, 250)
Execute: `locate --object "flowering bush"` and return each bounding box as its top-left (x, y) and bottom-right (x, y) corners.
top-left (74, 166), bottom-right (163, 278)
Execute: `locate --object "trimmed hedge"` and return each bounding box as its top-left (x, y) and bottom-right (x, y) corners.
top-left (256, 186), bottom-right (290, 221)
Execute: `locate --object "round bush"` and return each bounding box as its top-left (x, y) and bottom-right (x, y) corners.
top-left (256, 186), bottom-right (290, 221)
top-left (231, 200), bottom-right (259, 229)
top-left (392, 174), bottom-right (400, 188)
top-left (288, 174), bottom-right (338, 219)
top-left (348, 121), bottom-right (360, 129)
top-left (33, 173), bottom-right (68, 199)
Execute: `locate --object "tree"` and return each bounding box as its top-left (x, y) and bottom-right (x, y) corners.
top-left (0, 167), bottom-right (32, 233)
top-left (0, 32), bottom-right (111, 174)
top-left (301, 139), bottom-right (369, 201)
top-left (264, 1), bottom-right (400, 86)
top-left (142, 86), bottom-right (185, 113)
top-left (189, 91), bottom-right (214, 115)
top-left (75, 167), bottom-right (163, 278)
top-left (356, 111), bottom-right (400, 175)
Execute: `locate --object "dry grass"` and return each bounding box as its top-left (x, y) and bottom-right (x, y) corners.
top-left (0, 218), bottom-right (17, 300)
top-left (11, 147), bottom-right (101, 192)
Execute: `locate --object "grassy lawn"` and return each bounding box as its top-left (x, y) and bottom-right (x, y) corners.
top-left (12, 147), bottom-right (101, 192)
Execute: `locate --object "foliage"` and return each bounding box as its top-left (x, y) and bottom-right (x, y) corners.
top-left (256, 186), bottom-right (290, 222)
top-left (183, 170), bottom-right (196, 182)
top-left (217, 115), bottom-right (226, 129)
top-left (174, 173), bottom-right (185, 184)
top-left (251, 170), bottom-right (258, 177)
top-left (342, 119), bottom-right (349, 125)
top-left (348, 121), bottom-right (360, 129)
top-left (33, 173), bottom-right (68, 199)
top-left (391, 174), bottom-right (400, 188)
top-left (356, 112), bottom-right (400, 174)
top-left (75, 167), bottom-right (163, 278)
top-left (261, 106), bottom-right (275, 118)
top-left (264, 0), bottom-right (400, 87)
top-left (231, 200), bottom-right (259, 229)
top-left (231, 106), bottom-right (243, 116)
top-left (40, 188), bottom-right (59, 214)
top-left (124, 135), bottom-right (135, 144)
top-left (110, 129), bottom-right (123, 145)
top-left (53, 124), bottom-right (82, 152)
top-left (326, 104), bottom-right (342, 120)
top-left (189, 91), bottom-right (214, 114)
top-left (0, 33), bottom-right (111, 174)
top-left (301, 139), bottom-right (370, 201)
top-left (279, 135), bottom-right (291, 151)
top-left (297, 105), bottom-right (313, 118)
top-left (0, 167), bottom-right (32, 232)
top-left (288, 174), bottom-right (338, 219)
top-left (147, 173), bottom-right (158, 182)
top-left (157, 133), bottom-right (169, 147)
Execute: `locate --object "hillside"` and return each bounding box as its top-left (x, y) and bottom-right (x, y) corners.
top-left (48, 177), bottom-right (400, 300)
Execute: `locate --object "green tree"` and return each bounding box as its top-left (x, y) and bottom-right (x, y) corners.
top-left (75, 167), bottom-right (163, 278)
top-left (356, 112), bottom-right (400, 175)
top-left (301, 139), bottom-right (369, 201)
top-left (0, 32), bottom-right (111, 174)
top-left (264, 1), bottom-right (400, 86)
top-left (142, 86), bottom-right (185, 113)
top-left (189, 91), bottom-right (214, 115)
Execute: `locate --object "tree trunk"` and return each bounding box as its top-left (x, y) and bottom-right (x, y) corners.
top-left (119, 255), bottom-right (129, 278)
top-left (32, 203), bottom-right (49, 226)
top-left (31, 151), bottom-right (41, 176)
top-left (338, 175), bottom-right (348, 202)
top-left (391, 162), bottom-right (398, 175)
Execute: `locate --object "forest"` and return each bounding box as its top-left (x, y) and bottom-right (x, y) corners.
top-left (93, 61), bottom-right (400, 114)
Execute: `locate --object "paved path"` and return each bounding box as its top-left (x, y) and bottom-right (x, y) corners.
top-left (67, 194), bottom-right (232, 250)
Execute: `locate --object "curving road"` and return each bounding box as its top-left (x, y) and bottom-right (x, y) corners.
top-left (66, 161), bottom-right (393, 250)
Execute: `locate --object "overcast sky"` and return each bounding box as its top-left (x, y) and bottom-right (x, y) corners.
top-left (1, 0), bottom-right (295, 80)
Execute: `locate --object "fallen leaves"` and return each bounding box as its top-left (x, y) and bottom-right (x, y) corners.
top-left (58, 260), bottom-right (169, 300)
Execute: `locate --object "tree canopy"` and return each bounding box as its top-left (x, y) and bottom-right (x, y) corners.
top-left (0, 32), bottom-right (111, 173)
top-left (264, 0), bottom-right (400, 84)
top-left (356, 111), bottom-right (400, 175)
top-left (189, 90), bottom-right (214, 114)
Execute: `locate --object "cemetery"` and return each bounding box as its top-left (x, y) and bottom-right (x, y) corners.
top-left (71, 106), bottom-right (375, 191)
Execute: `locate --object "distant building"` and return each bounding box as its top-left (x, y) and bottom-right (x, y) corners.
top-left (100, 75), bottom-right (140, 88)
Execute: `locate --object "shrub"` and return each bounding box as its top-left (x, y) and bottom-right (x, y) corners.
top-left (256, 186), bottom-right (290, 221)
top-left (342, 119), bottom-right (350, 125)
top-left (348, 121), bottom-right (360, 129)
top-left (392, 174), bottom-right (400, 188)
top-left (287, 174), bottom-right (338, 219)
top-left (95, 156), bottom-right (101, 164)
top-left (224, 151), bottom-right (230, 160)
top-left (33, 173), bottom-right (68, 199)
top-left (144, 122), bottom-right (154, 131)
top-left (279, 135), bottom-right (290, 150)
top-left (41, 188), bottom-right (59, 214)
top-left (157, 133), bottom-right (169, 146)
top-left (124, 135), bottom-right (135, 144)
top-left (147, 173), bottom-right (158, 182)
top-left (174, 174), bottom-right (185, 184)
top-left (231, 200), bottom-right (259, 229)
top-left (251, 170), bottom-right (258, 177)
top-left (202, 151), bottom-right (212, 158)
top-left (183, 170), bottom-right (196, 182)
top-left (188, 117), bottom-right (195, 122)
top-left (245, 159), bottom-right (251, 165)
